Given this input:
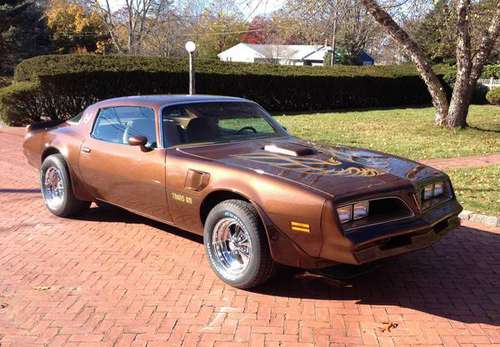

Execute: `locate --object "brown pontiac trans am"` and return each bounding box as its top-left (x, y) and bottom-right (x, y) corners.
top-left (23, 95), bottom-right (462, 288)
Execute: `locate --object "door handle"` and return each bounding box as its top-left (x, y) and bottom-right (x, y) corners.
top-left (81, 146), bottom-right (91, 153)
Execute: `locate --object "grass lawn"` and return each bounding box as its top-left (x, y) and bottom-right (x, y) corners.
top-left (275, 105), bottom-right (499, 160)
top-left (445, 165), bottom-right (499, 216)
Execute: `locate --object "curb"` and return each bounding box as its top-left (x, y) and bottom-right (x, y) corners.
top-left (459, 210), bottom-right (500, 228)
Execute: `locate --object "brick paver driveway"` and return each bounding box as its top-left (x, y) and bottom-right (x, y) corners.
top-left (1, 128), bottom-right (499, 347)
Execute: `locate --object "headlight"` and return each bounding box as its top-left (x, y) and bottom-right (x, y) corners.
top-left (423, 181), bottom-right (445, 200)
top-left (353, 201), bottom-right (369, 220)
top-left (433, 182), bottom-right (444, 196)
top-left (423, 184), bottom-right (434, 200)
top-left (337, 201), bottom-right (369, 224)
top-left (337, 205), bottom-right (353, 223)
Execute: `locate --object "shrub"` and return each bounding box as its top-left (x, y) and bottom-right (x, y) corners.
top-left (486, 87), bottom-right (500, 105)
top-left (5, 54), bottom-right (456, 125)
top-left (15, 54), bottom-right (447, 81)
top-left (482, 65), bottom-right (500, 79)
top-left (0, 81), bottom-right (85, 125)
top-left (442, 71), bottom-right (488, 104)
top-left (0, 82), bottom-right (41, 125)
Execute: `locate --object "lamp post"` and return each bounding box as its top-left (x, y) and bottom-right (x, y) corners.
top-left (185, 41), bottom-right (196, 95)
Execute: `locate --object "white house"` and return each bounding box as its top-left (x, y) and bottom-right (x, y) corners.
top-left (217, 43), bottom-right (333, 66)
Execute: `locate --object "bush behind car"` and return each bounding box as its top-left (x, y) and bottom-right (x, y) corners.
top-left (0, 54), bottom-right (458, 125)
top-left (486, 87), bottom-right (500, 105)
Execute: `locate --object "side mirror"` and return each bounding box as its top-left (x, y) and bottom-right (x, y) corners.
top-left (128, 135), bottom-right (147, 147)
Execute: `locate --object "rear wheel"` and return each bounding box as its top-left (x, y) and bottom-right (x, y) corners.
top-left (204, 199), bottom-right (275, 289)
top-left (40, 154), bottom-right (90, 217)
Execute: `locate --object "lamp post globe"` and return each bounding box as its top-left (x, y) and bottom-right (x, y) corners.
top-left (185, 41), bottom-right (196, 53)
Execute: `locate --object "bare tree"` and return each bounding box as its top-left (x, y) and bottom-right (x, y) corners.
top-left (141, 11), bottom-right (183, 57)
top-left (89, 0), bottom-right (124, 53)
top-left (360, 0), bottom-right (500, 127)
top-left (282, 0), bottom-right (378, 63)
top-left (88, 0), bottom-right (174, 54)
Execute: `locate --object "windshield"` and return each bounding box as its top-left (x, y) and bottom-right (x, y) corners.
top-left (162, 101), bottom-right (287, 147)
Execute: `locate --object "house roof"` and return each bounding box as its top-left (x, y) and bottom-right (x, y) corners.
top-left (358, 51), bottom-right (374, 62)
top-left (218, 43), bottom-right (331, 61)
top-left (303, 46), bottom-right (332, 61)
top-left (218, 44), bottom-right (374, 64)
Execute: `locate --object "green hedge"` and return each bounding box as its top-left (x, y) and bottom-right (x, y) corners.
top-left (486, 87), bottom-right (500, 105)
top-left (15, 54), bottom-right (446, 81)
top-left (482, 65), bottom-right (500, 79)
top-left (0, 81), bottom-right (91, 125)
top-left (443, 71), bottom-right (489, 104)
top-left (0, 82), bottom-right (42, 125)
top-left (2, 54), bottom-right (455, 125)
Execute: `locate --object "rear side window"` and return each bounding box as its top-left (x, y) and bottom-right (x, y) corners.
top-left (68, 111), bottom-right (83, 124)
top-left (92, 106), bottom-right (157, 147)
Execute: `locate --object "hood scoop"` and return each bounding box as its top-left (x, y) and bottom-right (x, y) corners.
top-left (264, 143), bottom-right (316, 157)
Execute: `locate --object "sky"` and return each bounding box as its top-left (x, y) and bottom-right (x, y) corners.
top-left (104, 0), bottom-right (286, 18)
top-left (242, 0), bottom-right (285, 17)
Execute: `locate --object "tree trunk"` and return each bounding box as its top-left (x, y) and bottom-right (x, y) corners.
top-left (447, 80), bottom-right (474, 128)
top-left (359, 0), bottom-right (450, 126)
top-left (447, 1), bottom-right (500, 127)
top-left (92, 0), bottom-right (125, 54)
top-left (446, 0), bottom-right (471, 128)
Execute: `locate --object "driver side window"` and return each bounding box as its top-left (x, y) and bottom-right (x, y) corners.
top-left (92, 106), bottom-right (157, 147)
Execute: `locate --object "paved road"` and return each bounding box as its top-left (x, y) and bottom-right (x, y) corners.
top-left (1, 129), bottom-right (499, 346)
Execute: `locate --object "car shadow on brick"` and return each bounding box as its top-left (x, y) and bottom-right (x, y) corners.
top-left (257, 226), bottom-right (500, 326)
top-left (76, 203), bottom-right (204, 244)
top-left (73, 205), bottom-right (499, 326)
top-left (0, 188), bottom-right (40, 193)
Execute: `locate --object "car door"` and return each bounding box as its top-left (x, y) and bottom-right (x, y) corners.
top-left (79, 106), bottom-right (172, 222)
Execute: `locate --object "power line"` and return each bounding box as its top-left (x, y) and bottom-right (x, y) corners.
top-left (32, 26), bottom-right (267, 37)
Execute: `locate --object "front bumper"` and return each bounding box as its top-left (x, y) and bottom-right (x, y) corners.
top-left (319, 198), bottom-right (463, 265)
top-left (354, 214), bottom-right (459, 263)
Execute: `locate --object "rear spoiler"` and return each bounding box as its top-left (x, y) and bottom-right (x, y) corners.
top-left (26, 119), bottom-right (66, 132)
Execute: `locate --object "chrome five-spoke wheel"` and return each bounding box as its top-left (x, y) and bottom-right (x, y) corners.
top-left (211, 217), bottom-right (253, 278)
top-left (40, 154), bottom-right (90, 217)
top-left (42, 166), bottom-right (65, 210)
top-left (204, 199), bottom-right (275, 289)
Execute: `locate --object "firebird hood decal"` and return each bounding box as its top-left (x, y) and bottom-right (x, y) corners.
top-left (177, 138), bottom-right (445, 198)
top-left (231, 152), bottom-right (384, 177)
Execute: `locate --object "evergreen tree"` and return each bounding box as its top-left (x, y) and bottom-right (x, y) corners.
top-left (0, 0), bottom-right (50, 73)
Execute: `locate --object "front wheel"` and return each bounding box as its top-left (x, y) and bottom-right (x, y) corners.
top-left (204, 199), bottom-right (275, 289)
top-left (40, 154), bottom-right (90, 217)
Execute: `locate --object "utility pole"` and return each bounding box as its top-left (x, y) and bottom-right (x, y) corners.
top-left (331, 10), bottom-right (338, 66)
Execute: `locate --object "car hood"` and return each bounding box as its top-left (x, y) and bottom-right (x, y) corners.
top-left (177, 137), bottom-right (445, 199)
